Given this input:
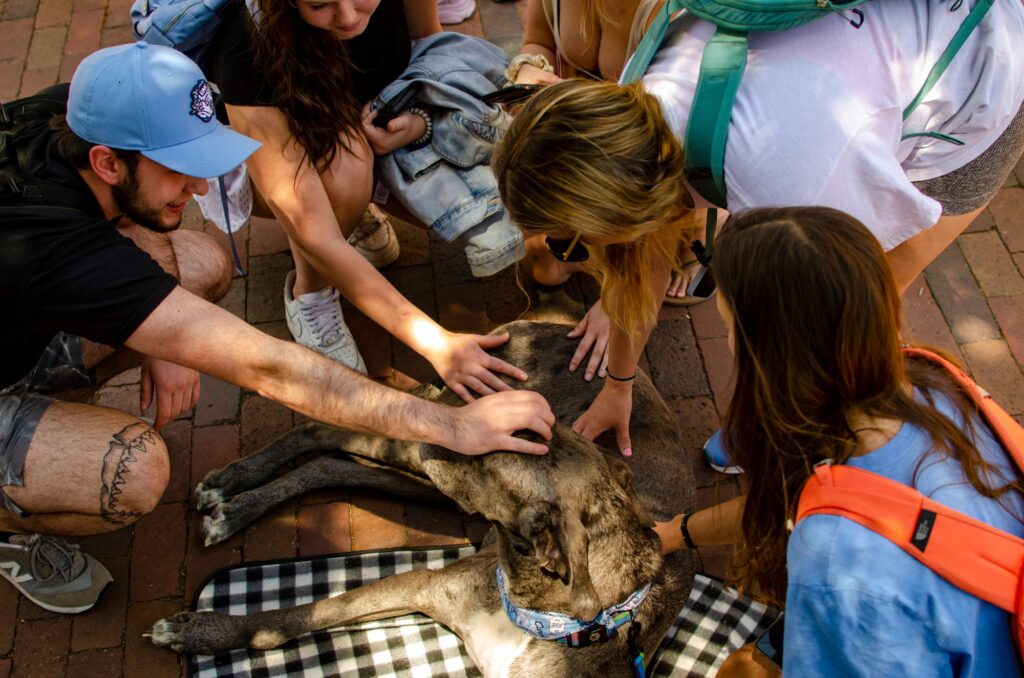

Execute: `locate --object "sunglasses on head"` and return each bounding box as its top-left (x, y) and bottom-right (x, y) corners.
top-left (545, 232), bottom-right (589, 263)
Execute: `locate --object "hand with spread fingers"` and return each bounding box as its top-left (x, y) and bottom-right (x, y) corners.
top-left (426, 331), bottom-right (530, 403)
top-left (449, 389), bottom-right (555, 456)
top-left (571, 379), bottom-right (633, 457)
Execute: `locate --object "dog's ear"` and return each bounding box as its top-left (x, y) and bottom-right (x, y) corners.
top-left (517, 502), bottom-right (569, 580)
top-left (605, 456), bottom-right (656, 528)
top-left (559, 509), bottom-right (603, 620)
top-left (517, 502), bottom-right (602, 620)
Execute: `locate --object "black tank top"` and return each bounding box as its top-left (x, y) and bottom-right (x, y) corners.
top-left (204, 0), bottom-right (411, 111)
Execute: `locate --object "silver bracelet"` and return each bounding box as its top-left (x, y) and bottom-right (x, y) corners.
top-left (505, 53), bottom-right (553, 84)
top-left (407, 106), bottom-right (432, 148)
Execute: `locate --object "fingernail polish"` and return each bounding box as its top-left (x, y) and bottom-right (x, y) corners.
top-left (623, 448), bottom-right (633, 457)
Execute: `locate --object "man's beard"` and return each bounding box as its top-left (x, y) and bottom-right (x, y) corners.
top-left (111, 166), bottom-right (181, 234)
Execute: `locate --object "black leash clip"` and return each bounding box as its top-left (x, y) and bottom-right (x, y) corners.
top-left (628, 620), bottom-right (646, 678)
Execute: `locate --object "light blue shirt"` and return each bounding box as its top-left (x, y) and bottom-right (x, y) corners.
top-left (784, 391), bottom-right (1024, 677)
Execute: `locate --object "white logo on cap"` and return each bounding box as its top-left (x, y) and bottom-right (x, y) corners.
top-left (190, 80), bottom-right (215, 123)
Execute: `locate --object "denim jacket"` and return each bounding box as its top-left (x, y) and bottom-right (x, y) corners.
top-left (375, 32), bottom-right (524, 277)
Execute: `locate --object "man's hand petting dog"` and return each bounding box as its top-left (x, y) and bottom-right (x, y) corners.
top-left (450, 390), bottom-right (554, 456)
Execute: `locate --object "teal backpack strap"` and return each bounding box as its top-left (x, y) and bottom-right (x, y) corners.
top-left (683, 27), bottom-right (747, 208)
top-left (621, 0), bottom-right (686, 84)
top-left (901, 0), bottom-right (994, 142)
top-left (622, 1), bottom-right (748, 208)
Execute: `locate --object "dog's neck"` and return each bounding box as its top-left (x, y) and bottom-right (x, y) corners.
top-left (496, 514), bottom-right (662, 617)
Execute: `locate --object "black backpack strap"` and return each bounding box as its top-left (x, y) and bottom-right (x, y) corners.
top-left (1, 83), bottom-right (71, 126)
top-left (1, 82), bottom-right (96, 216)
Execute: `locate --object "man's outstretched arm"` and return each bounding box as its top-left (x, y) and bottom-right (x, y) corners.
top-left (126, 287), bottom-right (554, 455)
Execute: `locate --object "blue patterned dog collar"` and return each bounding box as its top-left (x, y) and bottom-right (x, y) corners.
top-left (495, 565), bottom-right (651, 648)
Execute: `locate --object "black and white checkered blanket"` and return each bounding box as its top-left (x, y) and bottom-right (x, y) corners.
top-left (189, 546), bottom-right (777, 677)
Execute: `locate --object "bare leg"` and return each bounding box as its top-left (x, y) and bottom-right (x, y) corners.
top-left (117, 225), bottom-right (232, 303)
top-left (289, 134), bottom-right (375, 297)
top-left (887, 207), bottom-right (985, 293)
top-left (0, 402), bottom-right (169, 535)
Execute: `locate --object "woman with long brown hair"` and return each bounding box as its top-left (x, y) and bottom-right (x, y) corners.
top-left (656, 207), bottom-right (1024, 676)
top-left (199, 0), bottom-right (532, 402)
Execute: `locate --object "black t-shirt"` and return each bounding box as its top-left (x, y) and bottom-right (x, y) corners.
top-left (204, 0), bottom-right (411, 112)
top-left (0, 126), bottom-right (178, 388)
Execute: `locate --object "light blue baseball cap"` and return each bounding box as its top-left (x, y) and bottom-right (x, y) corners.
top-left (67, 42), bottom-right (260, 178)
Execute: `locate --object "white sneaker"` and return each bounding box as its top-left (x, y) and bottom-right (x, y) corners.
top-left (438, 0), bottom-right (475, 24)
top-left (284, 271), bottom-right (368, 374)
top-left (349, 205), bottom-right (400, 268)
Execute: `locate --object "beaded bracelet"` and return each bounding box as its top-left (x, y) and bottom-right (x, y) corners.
top-left (605, 368), bottom-right (637, 382)
top-left (505, 53), bottom-right (553, 84)
top-left (680, 512), bottom-right (697, 550)
top-left (406, 106), bottom-right (432, 149)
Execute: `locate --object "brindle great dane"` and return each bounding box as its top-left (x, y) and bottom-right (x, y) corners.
top-left (149, 320), bottom-right (697, 677)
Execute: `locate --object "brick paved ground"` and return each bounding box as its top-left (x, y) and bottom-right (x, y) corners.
top-left (2, 1), bottom-right (1023, 675)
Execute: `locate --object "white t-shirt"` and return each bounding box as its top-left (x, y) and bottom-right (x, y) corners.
top-left (639, 0), bottom-right (1024, 249)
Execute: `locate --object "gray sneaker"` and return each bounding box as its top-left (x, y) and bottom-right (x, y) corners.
top-left (283, 271), bottom-right (368, 374)
top-left (0, 534), bottom-right (113, 613)
top-left (349, 204), bottom-right (400, 268)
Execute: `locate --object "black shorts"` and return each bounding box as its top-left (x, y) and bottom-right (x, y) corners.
top-left (0, 333), bottom-right (95, 517)
top-left (912, 98), bottom-right (1024, 216)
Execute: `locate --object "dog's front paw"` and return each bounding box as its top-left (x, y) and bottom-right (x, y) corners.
top-left (202, 505), bottom-right (237, 547)
top-left (195, 465), bottom-right (239, 510)
top-left (149, 611), bottom-right (249, 655)
top-left (194, 482), bottom-right (226, 512)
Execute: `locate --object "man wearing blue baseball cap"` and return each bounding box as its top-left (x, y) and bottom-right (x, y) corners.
top-left (0, 43), bottom-right (554, 614)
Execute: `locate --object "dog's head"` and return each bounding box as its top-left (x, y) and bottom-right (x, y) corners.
top-left (425, 425), bottom-right (660, 620)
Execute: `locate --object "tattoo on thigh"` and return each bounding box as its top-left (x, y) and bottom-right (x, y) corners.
top-left (99, 422), bottom-right (156, 524)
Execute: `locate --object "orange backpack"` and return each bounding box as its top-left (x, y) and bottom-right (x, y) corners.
top-left (796, 347), bottom-right (1024, 657)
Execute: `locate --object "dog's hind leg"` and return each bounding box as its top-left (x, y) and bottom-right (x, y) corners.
top-left (150, 551), bottom-right (496, 656)
top-left (196, 420), bottom-right (428, 510)
top-left (202, 454), bottom-right (447, 546)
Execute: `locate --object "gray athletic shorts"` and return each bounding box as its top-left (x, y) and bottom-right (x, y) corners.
top-left (0, 333), bottom-right (95, 517)
top-left (912, 98), bottom-right (1024, 215)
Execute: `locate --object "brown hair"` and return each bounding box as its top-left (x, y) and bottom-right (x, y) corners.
top-left (249, 0), bottom-right (364, 171)
top-left (49, 115), bottom-right (139, 171)
top-left (493, 79), bottom-right (696, 340)
top-left (714, 206), bottom-right (1024, 608)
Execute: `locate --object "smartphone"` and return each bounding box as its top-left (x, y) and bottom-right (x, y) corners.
top-left (686, 263), bottom-right (716, 300)
top-left (373, 83), bottom-right (421, 128)
top-left (481, 83), bottom-right (543, 105)
top-left (754, 615), bottom-right (784, 670)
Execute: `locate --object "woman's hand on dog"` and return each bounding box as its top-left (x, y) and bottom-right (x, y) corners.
top-left (449, 390), bottom-right (555, 455)
top-left (571, 380), bottom-right (633, 456)
top-left (567, 300), bottom-right (611, 380)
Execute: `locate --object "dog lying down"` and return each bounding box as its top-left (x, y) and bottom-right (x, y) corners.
top-left (149, 320), bottom-right (697, 677)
